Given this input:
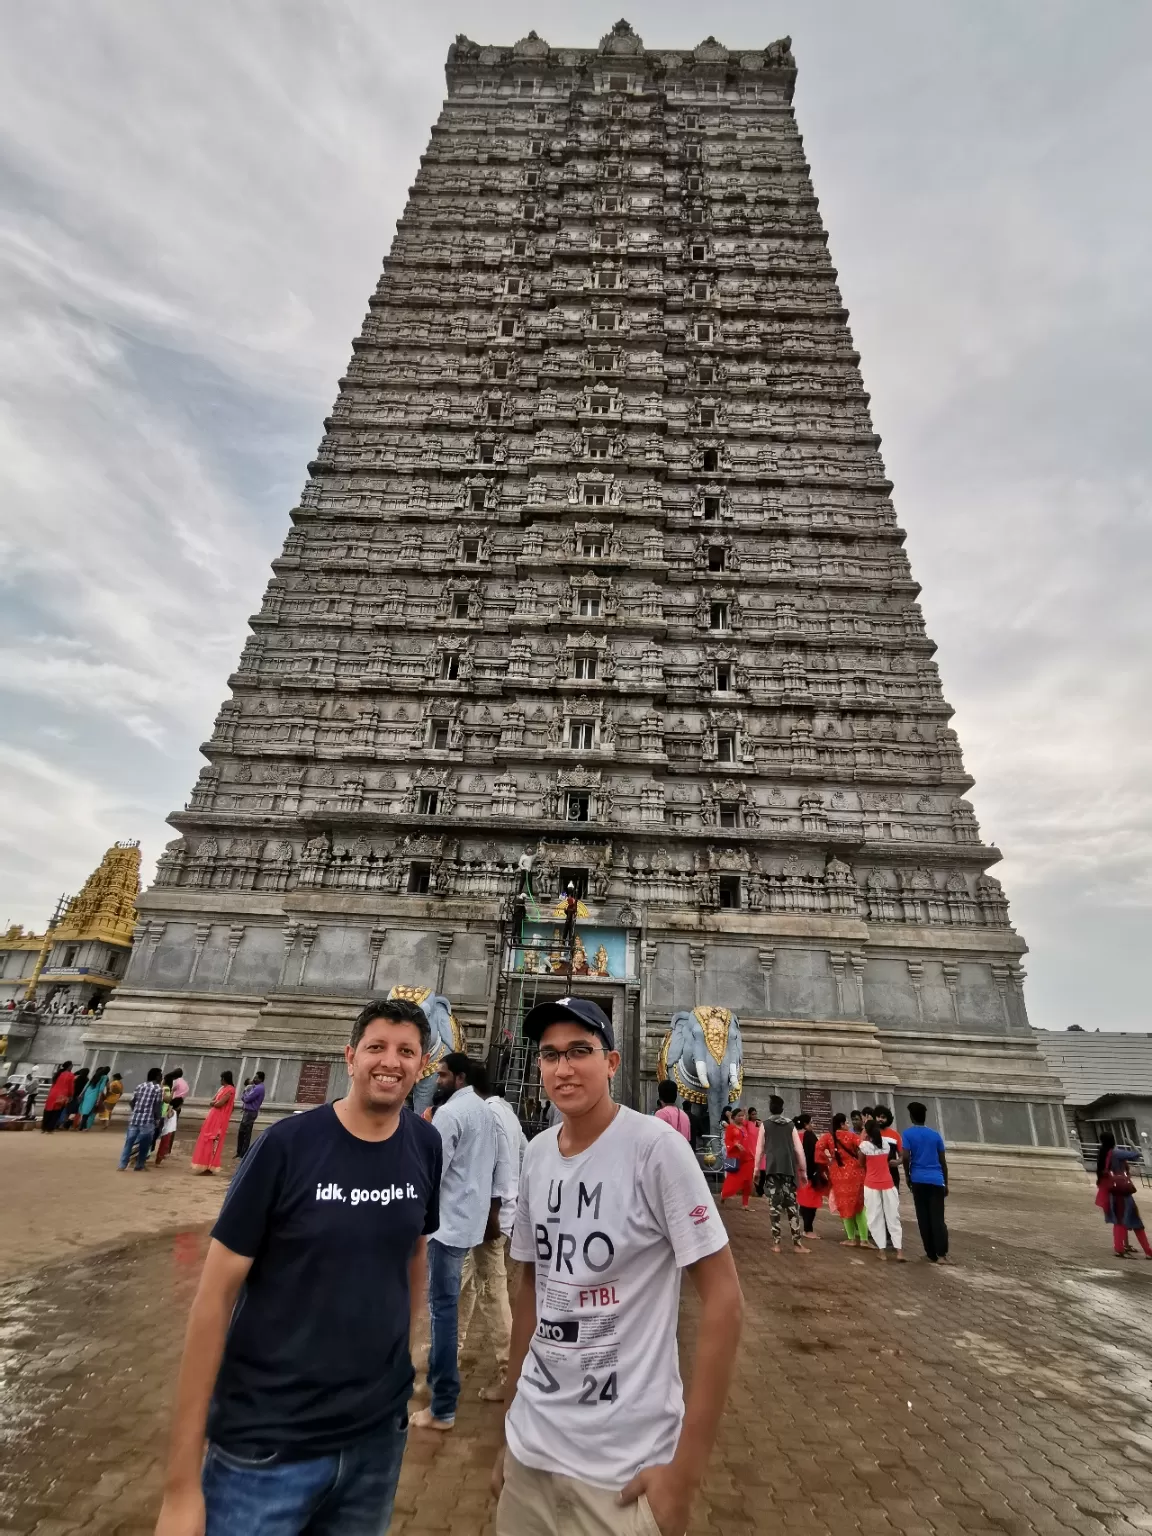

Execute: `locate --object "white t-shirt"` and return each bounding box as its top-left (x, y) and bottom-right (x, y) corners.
top-left (487, 1094), bottom-right (527, 1238)
top-left (507, 1105), bottom-right (727, 1489)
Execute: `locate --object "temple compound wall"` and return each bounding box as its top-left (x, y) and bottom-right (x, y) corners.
top-left (88, 23), bottom-right (1074, 1172)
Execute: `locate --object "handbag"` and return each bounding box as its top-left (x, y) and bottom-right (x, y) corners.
top-left (1105, 1153), bottom-right (1136, 1198)
top-left (723, 1156), bottom-right (739, 1173)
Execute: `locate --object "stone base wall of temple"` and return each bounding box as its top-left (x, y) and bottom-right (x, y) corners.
top-left (85, 893), bottom-right (1077, 1168)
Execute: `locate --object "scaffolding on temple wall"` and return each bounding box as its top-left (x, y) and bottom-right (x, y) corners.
top-left (491, 877), bottom-right (583, 1134)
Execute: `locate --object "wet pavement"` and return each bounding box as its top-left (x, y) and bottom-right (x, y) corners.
top-left (3, 1176), bottom-right (1152, 1534)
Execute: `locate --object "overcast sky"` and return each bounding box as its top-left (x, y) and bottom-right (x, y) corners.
top-left (1, 2), bottom-right (1149, 1029)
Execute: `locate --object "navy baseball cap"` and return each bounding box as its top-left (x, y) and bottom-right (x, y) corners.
top-left (523, 996), bottom-right (615, 1051)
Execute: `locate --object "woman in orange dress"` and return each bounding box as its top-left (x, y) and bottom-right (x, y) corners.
top-left (720, 1108), bottom-right (756, 1209)
top-left (816, 1112), bottom-right (868, 1246)
top-left (190, 1072), bottom-right (236, 1175)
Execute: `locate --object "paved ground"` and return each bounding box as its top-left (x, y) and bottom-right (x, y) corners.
top-left (3, 1131), bottom-right (1152, 1535)
top-left (0, 1111), bottom-right (234, 1280)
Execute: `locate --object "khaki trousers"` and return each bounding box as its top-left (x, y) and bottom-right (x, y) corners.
top-left (457, 1235), bottom-right (512, 1381)
top-left (497, 1452), bottom-right (660, 1536)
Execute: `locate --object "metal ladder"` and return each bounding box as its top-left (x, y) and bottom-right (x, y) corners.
top-left (493, 879), bottom-right (576, 1134)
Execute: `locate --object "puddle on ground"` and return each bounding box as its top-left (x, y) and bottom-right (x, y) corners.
top-left (0, 1227), bottom-right (209, 1528)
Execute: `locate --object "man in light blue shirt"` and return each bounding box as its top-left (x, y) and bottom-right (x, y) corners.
top-left (459, 1067), bottom-right (524, 1402)
top-left (412, 1052), bottom-right (498, 1431)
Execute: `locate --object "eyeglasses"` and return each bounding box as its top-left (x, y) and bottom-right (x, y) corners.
top-left (538, 1043), bottom-right (606, 1066)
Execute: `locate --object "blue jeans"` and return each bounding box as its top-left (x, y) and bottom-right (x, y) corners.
top-left (202, 1416), bottom-right (408, 1536)
top-left (427, 1237), bottom-right (469, 1422)
top-left (119, 1124), bottom-right (154, 1169)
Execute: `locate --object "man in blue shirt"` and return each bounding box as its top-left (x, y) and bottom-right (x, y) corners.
top-left (153, 998), bottom-right (441, 1536)
top-left (901, 1101), bottom-right (950, 1264)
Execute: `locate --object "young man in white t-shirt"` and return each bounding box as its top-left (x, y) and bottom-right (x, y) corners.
top-left (491, 997), bottom-right (743, 1536)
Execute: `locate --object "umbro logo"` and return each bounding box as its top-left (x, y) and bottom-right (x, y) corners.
top-left (689, 1205), bottom-right (710, 1226)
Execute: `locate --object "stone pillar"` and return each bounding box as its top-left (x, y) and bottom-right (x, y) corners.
top-left (990, 963), bottom-right (1012, 1029)
top-left (297, 925), bottom-right (318, 988)
top-left (142, 922), bottom-right (166, 982)
top-left (942, 962), bottom-right (960, 1028)
top-left (222, 925), bottom-right (246, 986)
top-left (187, 925), bottom-right (212, 987)
top-left (1008, 963), bottom-right (1028, 1029)
top-left (481, 930), bottom-right (501, 1055)
top-left (278, 923), bottom-right (299, 988)
top-left (850, 952), bottom-right (867, 1017)
top-left (436, 931), bottom-right (454, 995)
top-left (368, 927), bottom-right (388, 993)
top-left (828, 949), bottom-right (847, 1015)
top-left (624, 981), bottom-right (641, 1108)
top-left (689, 945), bottom-right (705, 1009)
top-left (757, 947), bottom-right (775, 1013)
top-left (906, 960), bottom-right (925, 1024)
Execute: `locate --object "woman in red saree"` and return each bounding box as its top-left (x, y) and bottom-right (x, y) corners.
top-left (720, 1108), bottom-right (756, 1208)
top-left (816, 1112), bottom-right (868, 1246)
top-left (190, 1072), bottom-right (236, 1175)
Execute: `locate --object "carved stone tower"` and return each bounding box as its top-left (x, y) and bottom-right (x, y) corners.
top-left (91, 23), bottom-right (1070, 1161)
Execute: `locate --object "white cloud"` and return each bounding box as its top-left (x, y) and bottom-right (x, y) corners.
top-left (0, 746), bottom-right (151, 927)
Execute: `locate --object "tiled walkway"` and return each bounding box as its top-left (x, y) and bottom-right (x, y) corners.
top-left (3, 1172), bottom-right (1152, 1535)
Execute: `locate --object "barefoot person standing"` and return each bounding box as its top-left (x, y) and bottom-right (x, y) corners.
top-left (492, 996), bottom-right (743, 1536)
top-left (857, 1117), bottom-right (906, 1262)
top-left (154, 998), bottom-right (441, 1536)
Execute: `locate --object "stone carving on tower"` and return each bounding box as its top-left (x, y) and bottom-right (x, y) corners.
top-left (92, 23), bottom-right (1069, 1157)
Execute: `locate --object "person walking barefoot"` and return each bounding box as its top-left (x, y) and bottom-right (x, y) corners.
top-left (901, 1101), bottom-right (951, 1264)
top-left (794, 1113), bottom-right (827, 1240)
top-left (1095, 1131), bottom-right (1152, 1260)
top-left (719, 1107), bottom-right (756, 1210)
top-left (816, 1114), bottom-right (868, 1247)
top-left (857, 1119), bottom-right (906, 1261)
top-left (762, 1096), bottom-right (810, 1256)
top-left (190, 1073), bottom-right (236, 1175)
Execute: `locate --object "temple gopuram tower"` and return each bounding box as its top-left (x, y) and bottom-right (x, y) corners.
top-left (92, 23), bottom-right (1072, 1167)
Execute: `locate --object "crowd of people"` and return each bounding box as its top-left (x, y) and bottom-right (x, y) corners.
top-left (713, 1093), bottom-right (951, 1264)
top-left (2, 994), bottom-right (108, 1018)
top-left (6, 1061), bottom-right (126, 1129)
top-left (12, 1061), bottom-right (267, 1173)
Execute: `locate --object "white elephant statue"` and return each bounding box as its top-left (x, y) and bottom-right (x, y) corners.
top-left (659, 1005), bottom-right (743, 1140)
top-left (386, 984), bottom-right (463, 1115)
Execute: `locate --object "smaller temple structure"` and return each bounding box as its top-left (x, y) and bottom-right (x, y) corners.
top-left (0, 842), bottom-right (140, 1069)
top-left (0, 926), bottom-right (49, 1009)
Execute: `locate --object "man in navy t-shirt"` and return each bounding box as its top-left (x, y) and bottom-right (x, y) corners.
top-left (154, 998), bottom-right (441, 1536)
top-left (901, 1101), bottom-right (950, 1264)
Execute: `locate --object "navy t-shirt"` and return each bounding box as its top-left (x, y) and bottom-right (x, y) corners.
top-left (208, 1103), bottom-right (441, 1458)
